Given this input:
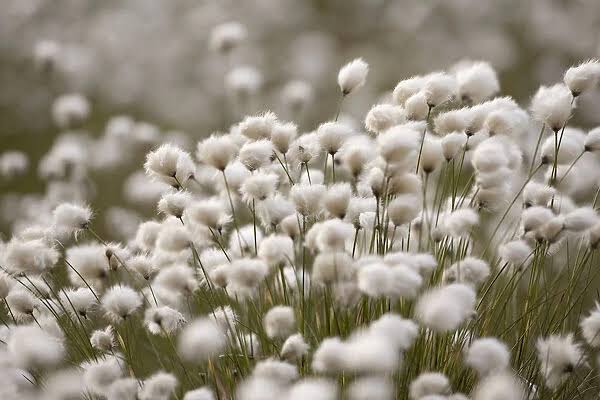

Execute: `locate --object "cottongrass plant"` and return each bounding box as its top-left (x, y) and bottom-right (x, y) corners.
top-left (2, 48), bottom-right (600, 400)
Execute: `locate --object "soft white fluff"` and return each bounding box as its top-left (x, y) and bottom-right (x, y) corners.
top-left (263, 305), bottom-right (296, 339)
top-left (338, 58), bottom-right (369, 95)
top-left (415, 283), bottom-right (476, 332)
top-left (465, 337), bottom-right (510, 376)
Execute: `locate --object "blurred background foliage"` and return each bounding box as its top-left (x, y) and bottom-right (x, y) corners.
top-left (1, 0), bottom-right (600, 238)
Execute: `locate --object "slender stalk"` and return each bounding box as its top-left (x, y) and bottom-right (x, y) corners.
top-left (415, 105), bottom-right (433, 173)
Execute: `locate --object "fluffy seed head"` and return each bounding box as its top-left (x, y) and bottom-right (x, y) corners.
top-left (455, 61), bottom-right (500, 104)
top-left (196, 134), bottom-right (238, 171)
top-left (365, 104), bottom-right (407, 134)
top-left (101, 284), bottom-right (142, 323)
top-left (465, 337), bottom-right (510, 376)
top-left (563, 59), bottom-right (600, 96)
top-left (338, 58), bottom-right (369, 95)
top-left (263, 305), bottom-right (296, 339)
top-left (530, 84), bottom-right (573, 132)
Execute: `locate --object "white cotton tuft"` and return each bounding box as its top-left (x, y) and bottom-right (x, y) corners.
top-left (409, 372), bottom-right (451, 400)
top-left (209, 21), bottom-right (247, 53)
top-left (290, 183), bottom-right (325, 217)
top-left (84, 357), bottom-right (124, 396)
top-left (90, 326), bottom-right (115, 352)
top-left (423, 72), bottom-right (457, 108)
top-left (499, 240), bottom-right (532, 269)
top-left (580, 303), bottom-right (600, 347)
top-left (158, 190), bottom-right (192, 218)
top-left (253, 358), bottom-right (298, 383)
top-left (138, 372), bottom-right (178, 400)
top-left (358, 263), bottom-right (423, 299)
top-left (393, 76), bottom-right (426, 106)
top-left (144, 144), bottom-right (196, 188)
top-left (365, 103), bottom-right (407, 134)
top-left (196, 134), bottom-right (238, 171)
top-left (338, 58), bottom-right (369, 95)
top-left (185, 198), bottom-right (231, 231)
top-left (178, 318), bottom-right (226, 362)
top-left (52, 93), bottom-right (90, 129)
top-left (441, 132), bottom-right (467, 161)
top-left (563, 207), bottom-right (598, 232)
top-left (239, 111), bottom-right (278, 141)
top-left (563, 59), bottom-right (600, 96)
top-left (240, 171), bottom-right (279, 203)
top-left (455, 61), bottom-right (500, 104)
top-left (405, 92), bottom-right (430, 120)
top-left (312, 337), bottom-right (348, 374)
top-left (0, 151), bottom-right (29, 179)
top-left (415, 283), bottom-right (476, 332)
top-left (465, 337), bottom-right (510, 376)
top-left (281, 333), bottom-right (310, 361)
top-left (444, 257), bottom-right (490, 288)
top-left (238, 139), bottom-right (273, 171)
top-left (377, 125), bottom-right (420, 163)
top-left (530, 84), bottom-right (573, 132)
top-left (52, 202), bottom-right (93, 237)
top-left (226, 65), bottom-right (263, 99)
top-left (281, 80), bottom-right (314, 113)
top-left (312, 252), bottom-right (354, 284)
top-left (523, 182), bottom-right (556, 208)
top-left (388, 194), bottom-right (421, 226)
top-left (145, 306), bottom-right (186, 336)
top-left (101, 285), bottom-right (142, 323)
top-left (369, 313), bottom-right (419, 351)
top-left (8, 325), bottom-right (65, 370)
top-left (263, 305), bottom-right (296, 339)
top-left (521, 206), bottom-right (554, 233)
top-left (317, 121), bottom-right (352, 155)
top-left (271, 122), bottom-right (298, 154)
top-left (258, 234), bottom-right (294, 266)
top-left (472, 372), bottom-right (525, 400)
top-left (585, 127), bottom-right (600, 152)
top-left (236, 376), bottom-right (285, 400)
top-left (536, 334), bottom-right (584, 389)
top-left (183, 387), bottom-right (215, 400)
top-left (347, 376), bottom-right (393, 400)
top-left (3, 238), bottom-right (60, 275)
top-left (443, 208), bottom-right (479, 237)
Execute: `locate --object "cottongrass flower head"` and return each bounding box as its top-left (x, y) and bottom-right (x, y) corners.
top-left (138, 371), bottom-right (178, 400)
top-left (238, 139), bottom-right (273, 171)
top-left (288, 378), bottom-right (338, 400)
top-left (144, 144), bottom-right (196, 188)
top-left (208, 21), bottom-right (247, 54)
top-left (455, 61), bottom-right (500, 104)
top-left (347, 376), bottom-right (393, 400)
top-left (563, 59), bottom-right (600, 97)
top-left (409, 372), bottom-right (451, 400)
top-left (465, 337), bottom-right (510, 376)
top-left (280, 333), bottom-right (310, 361)
top-left (530, 84), bottom-right (573, 132)
top-left (196, 134), bottom-right (238, 171)
top-left (8, 325), bottom-right (65, 370)
top-left (263, 305), bottom-right (296, 339)
top-left (145, 306), bottom-right (186, 336)
top-left (580, 303), bottom-right (600, 347)
top-left (365, 103), bottom-right (407, 134)
top-left (52, 202), bottom-right (93, 238)
top-left (472, 372), bottom-right (525, 400)
top-left (183, 387), bottom-right (215, 400)
top-left (536, 334), bottom-right (585, 389)
top-left (239, 111), bottom-right (278, 141)
top-left (338, 58), bottom-right (369, 96)
top-left (101, 284), bottom-right (143, 323)
top-left (415, 283), bottom-right (476, 332)
top-left (90, 326), bottom-right (116, 352)
top-left (3, 238), bottom-right (60, 275)
top-left (178, 318), bottom-right (226, 362)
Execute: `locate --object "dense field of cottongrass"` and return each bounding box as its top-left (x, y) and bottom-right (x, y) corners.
top-left (4, 13), bottom-right (600, 400)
